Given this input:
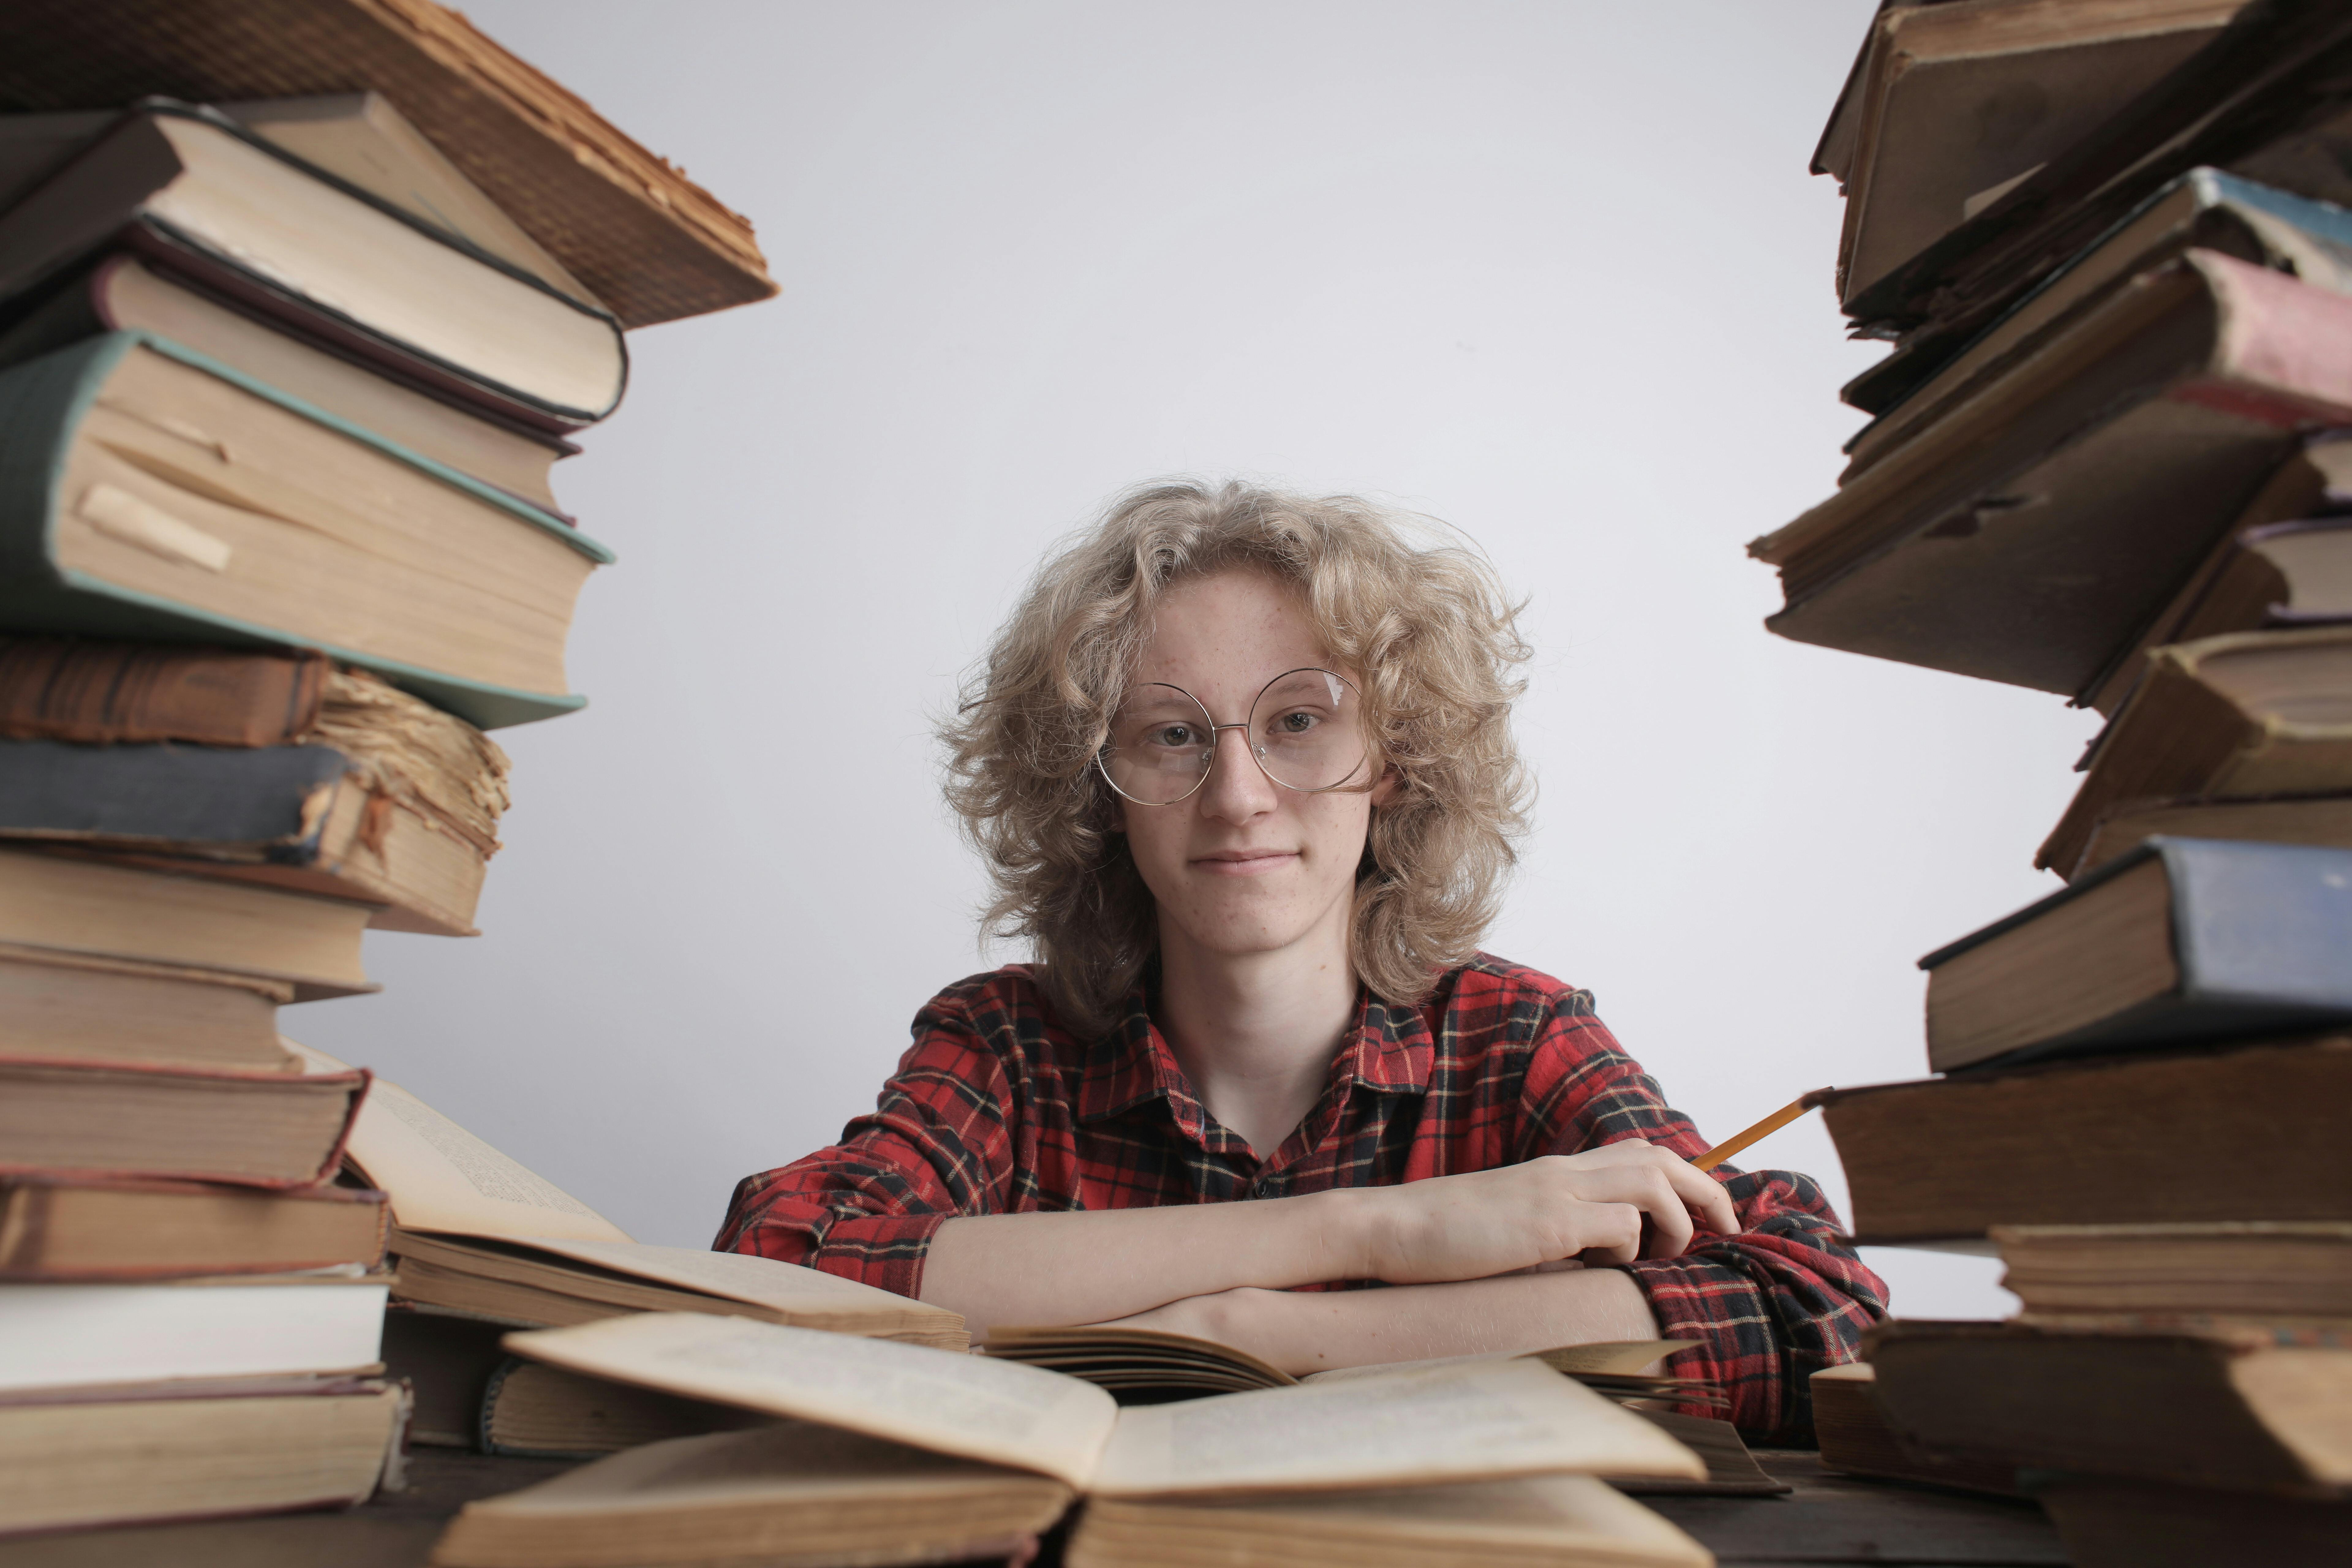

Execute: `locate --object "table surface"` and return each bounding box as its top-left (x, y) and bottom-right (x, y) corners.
top-left (0, 1449), bottom-right (2068, 1568)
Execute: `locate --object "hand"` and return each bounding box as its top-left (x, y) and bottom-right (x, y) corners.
top-left (1350, 1140), bottom-right (1740, 1284)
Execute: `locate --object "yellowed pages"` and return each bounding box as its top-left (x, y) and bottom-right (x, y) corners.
top-left (1074, 1473), bottom-right (1712, 1568)
top-left (498, 1238), bottom-right (955, 1324)
top-left (0, 848), bottom-right (373, 997)
top-left (505, 1313), bottom-right (1121, 1491)
top-left (292, 1044), bottom-right (630, 1245)
top-left (1090, 1358), bottom-right (1704, 1499)
top-left (1300, 1338), bottom-right (1699, 1384)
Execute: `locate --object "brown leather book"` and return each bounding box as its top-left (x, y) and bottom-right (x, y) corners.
top-left (1820, 1034), bottom-right (2351, 1243)
top-left (0, 638), bottom-right (326, 747)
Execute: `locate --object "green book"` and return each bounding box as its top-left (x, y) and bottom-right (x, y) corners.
top-left (0, 330), bottom-right (613, 729)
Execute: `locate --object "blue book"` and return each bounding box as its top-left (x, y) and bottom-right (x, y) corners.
top-left (0, 737), bottom-right (488, 937)
top-left (0, 331), bottom-right (613, 729)
top-left (1920, 836), bottom-right (2352, 1073)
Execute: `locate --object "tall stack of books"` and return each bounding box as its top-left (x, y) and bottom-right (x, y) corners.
top-left (0, 0), bottom-right (791, 1538)
top-left (1758, 4), bottom-right (2352, 1564)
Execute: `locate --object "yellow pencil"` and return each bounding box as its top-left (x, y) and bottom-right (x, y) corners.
top-left (1690, 1087), bottom-right (1835, 1172)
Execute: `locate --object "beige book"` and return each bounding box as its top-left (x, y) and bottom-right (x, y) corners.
top-left (1071, 1473), bottom-right (1711, 1568)
top-left (0, 846), bottom-right (374, 1000)
top-left (433, 1422), bottom-right (1074, 1568)
top-left (499, 1312), bottom-right (1705, 1498)
top-left (479, 1358), bottom-right (771, 1458)
top-left (0, 1173), bottom-right (385, 1281)
top-left (28, 337), bottom-right (607, 725)
top-left (443, 1314), bottom-right (1707, 1568)
top-left (0, 255), bottom-right (575, 515)
top-left (2041, 626), bottom-right (2352, 874)
top-left (0, 106), bottom-right (624, 419)
top-left (223, 93), bottom-right (599, 305)
top-left (0, 945), bottom-right (293, 1070)
top-left (985, 1325), bottom-right (1698, 1398)
top-left (2076, 793), bottom-right (2352, 877)
top-left (1996, 1221), bottom-right (2352, 1318)
top-left (0, 1374), bottom-right (404, 1537)
top-left (299, 1046), bottom-right (964, 1350)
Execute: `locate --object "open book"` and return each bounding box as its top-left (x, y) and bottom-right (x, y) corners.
top-left (983, 1324), bottom-right (1717, 1406)
top-left (291, 1044), bottom-right (962, 1349)
top-left (431, 1310), bottom-right (1711, 1568)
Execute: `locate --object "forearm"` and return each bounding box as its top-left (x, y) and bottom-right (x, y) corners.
top-left (1149, 1267), bottom-right (1663, 1377)
top-left (918, 1191), bottom-right (1369, 1331)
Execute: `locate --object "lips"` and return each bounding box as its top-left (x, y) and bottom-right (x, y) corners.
top-left (1192, 850), bottom-right (1299, 876)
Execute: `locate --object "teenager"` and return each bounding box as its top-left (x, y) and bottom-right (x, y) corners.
top-left (718, 480), bottom-right (1887, 1441)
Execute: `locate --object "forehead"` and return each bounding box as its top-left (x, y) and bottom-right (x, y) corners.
top-left (1136, 569), bottom-right (1332, 694)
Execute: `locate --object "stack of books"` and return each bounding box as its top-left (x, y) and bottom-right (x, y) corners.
top-left (0, 0), bottom-right (795, 1538)
top-left (1765, 5), bottom-right (2352, 1563)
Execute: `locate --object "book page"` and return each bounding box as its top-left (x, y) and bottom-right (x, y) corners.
top-left (289, 1042), bottom-right (629, 1244)
top-left (985, 1325), bottom-right (1291, 1385)
top-left (506, 1312), bottom-right (1119, 1491)
top-left (1090, 1356), bottom-right (1703, 1499)
top-left (516, 1239), bottom-right (950, 1320)
top-left (1300, 1339), bottom-right (1699, 1385)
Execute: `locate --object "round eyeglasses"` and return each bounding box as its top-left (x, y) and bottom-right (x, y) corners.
top-left (1097, 667), bottom-right (1371, 807)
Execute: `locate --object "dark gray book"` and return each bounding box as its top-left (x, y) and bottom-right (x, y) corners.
top-left (0, 737), bottom-right (346, 852)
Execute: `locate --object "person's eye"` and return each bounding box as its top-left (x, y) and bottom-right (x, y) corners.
top-left (1276, 710), bottom-right (1318, 734)
top-left (1152, 725), bottom-right (1197, 747)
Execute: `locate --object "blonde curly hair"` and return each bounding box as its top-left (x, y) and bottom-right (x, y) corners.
top-left (943, 479), bottom-right (1533, 1037)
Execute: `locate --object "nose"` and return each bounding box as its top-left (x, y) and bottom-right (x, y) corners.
top-left (1197, 721), bottom-right (1277, 823)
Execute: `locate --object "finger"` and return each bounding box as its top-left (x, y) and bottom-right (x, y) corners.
top-left (1574, 1202), bottom-right (1642, 1266)
top-left (1595, 1141), bottom-right (1742, 1238)
top-left (1641, 1170), bottom-right (1696, 1258)
top-left (1564, 1169), bottom-right (1694, 1258)
top-left (1662, 1161), bottom-right (1741, 1237)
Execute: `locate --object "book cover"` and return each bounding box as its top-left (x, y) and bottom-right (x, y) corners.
top-left (0, 330), bottom-right (612, 729)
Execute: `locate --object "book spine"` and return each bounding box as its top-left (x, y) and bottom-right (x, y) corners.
top-left (0, 334), bottom-right (600, 730)
top-left (0, 333), bottom-right (131, 587)
top-left (2180, 250), bottom-right (2352, 428)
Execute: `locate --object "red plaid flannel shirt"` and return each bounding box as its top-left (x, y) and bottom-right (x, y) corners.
top-left (716, 954), bottom-right (1887, 1441)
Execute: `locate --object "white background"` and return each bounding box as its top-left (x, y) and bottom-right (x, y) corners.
top-left (298, 1), bottom-right (2106, 1318)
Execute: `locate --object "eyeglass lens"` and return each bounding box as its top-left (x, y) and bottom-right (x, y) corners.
top-left (1100, 668), bottom-right (1366, 805)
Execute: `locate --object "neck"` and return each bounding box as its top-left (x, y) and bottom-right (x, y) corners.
top-left (1153, 906), bottom-right (1361, 1162)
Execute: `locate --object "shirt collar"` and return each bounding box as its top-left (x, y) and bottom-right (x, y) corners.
top-left (1075, 978), bottom-right (1434, 1126)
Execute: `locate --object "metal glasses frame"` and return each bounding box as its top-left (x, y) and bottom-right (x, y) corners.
top-left (1094, 666), bottom-right (1374, 807)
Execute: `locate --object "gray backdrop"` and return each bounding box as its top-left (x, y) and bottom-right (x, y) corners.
top-left (296, 2), bottom-right (2099, 1318)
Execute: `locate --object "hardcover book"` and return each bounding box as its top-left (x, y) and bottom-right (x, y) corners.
top-left (0, 1174), bottom-right (387, 1281)
top-left (2042, 627), bottom-right (2352, 875)
top-left (0, 100), bottom-right (627, 427)
top-left (0, 643), bottom-right (513, 935)
top-left (0, 254), bottom-right (578, 512)
top-left (1751, 252), bottom-right (2352, 701)
top-left (1993, 1221), bottom-right (2352, 1320)
top-left (2082, 434), bottom-right (2352, 715)
top-left (0, 331), bottom-right (612, 729)
top-left (1921, 837), bottom-right (2352, 1071)
top-left (1815, 0), bottom-right (2244, 309)
top-left (0, 0), bottom-right (778, 329)
top-left (1820, 1033), bottom-right (2352, 1242)
top-left (0, 1373), bottom-right (404, 1537)
top-left (298, 1046), bottom-right (969, 1349)
top-left (0, 1054), bottom-right (369, 1188)
top-left (1865, 1318), bottom-right (2352, 1495)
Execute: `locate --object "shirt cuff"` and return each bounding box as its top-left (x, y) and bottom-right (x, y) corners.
top-left (1621, 1254), bottom-right (1783, 1438)
top-left (726, 1208), bottom-right (949, 1303)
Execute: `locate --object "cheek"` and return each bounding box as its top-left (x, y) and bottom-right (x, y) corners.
top-left (1304, 796), bottom-right (1375, 873)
